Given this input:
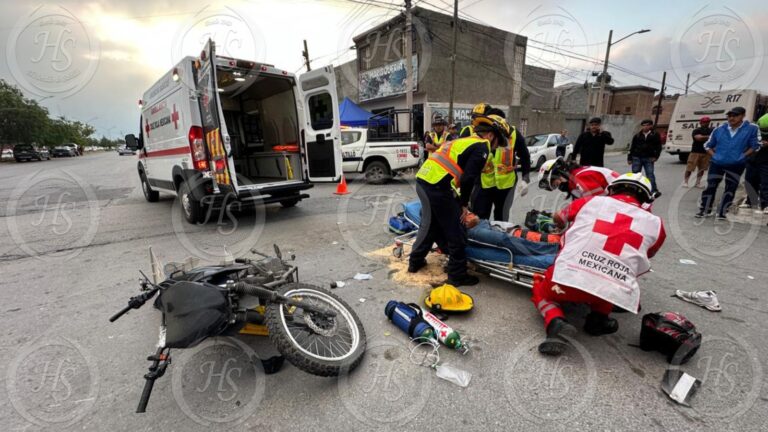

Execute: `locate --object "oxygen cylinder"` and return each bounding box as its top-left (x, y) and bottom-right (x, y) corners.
top-left (384, 301), bottom-right (434, 340)
top-left (421, 309), bottom-right (466, 352)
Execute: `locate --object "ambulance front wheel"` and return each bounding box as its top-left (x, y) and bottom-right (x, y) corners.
top-left (179, 181), bottom-right (204, 224)
top-left (140, 172), bottom-right (160, 202)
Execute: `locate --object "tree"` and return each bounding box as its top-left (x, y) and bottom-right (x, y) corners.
top-left (0, 79), bottom-right (98, 148)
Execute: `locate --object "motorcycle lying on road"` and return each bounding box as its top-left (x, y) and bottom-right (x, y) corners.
top-left (110, 245), bottom-right (366, 413)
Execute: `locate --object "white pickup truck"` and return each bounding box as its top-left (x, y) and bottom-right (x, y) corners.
top-left (341, 127), bottom-right (421, 184)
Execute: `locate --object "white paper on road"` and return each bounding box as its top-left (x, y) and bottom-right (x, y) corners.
top-left (669, 372), bottom-right (699, 404)
top-left (354, 273), bottom-right (373, 280)
top-left (679, 259), bottom-right (697, 265)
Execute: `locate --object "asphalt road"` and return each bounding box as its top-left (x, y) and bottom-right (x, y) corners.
top-left (1, 152), bottom-right (767, 432)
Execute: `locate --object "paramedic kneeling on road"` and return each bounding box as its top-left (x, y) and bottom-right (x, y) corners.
top-left (531, 173), bottom-right (666, 356)
top-left (408, 114), bottom-right (510, 287)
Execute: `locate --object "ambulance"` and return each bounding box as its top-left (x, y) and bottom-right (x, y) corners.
top-left (125, 40), bottom-right (342, 223)
top-left (665, 89), bottom-right (766, 162)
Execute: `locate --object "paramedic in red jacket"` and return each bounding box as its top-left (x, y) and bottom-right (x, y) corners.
top-left (538, 157), bottom-right (619, 199)
top-left (531, 173), bottom-right (666, 356)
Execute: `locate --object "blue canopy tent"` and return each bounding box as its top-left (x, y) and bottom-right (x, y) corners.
top-left (339, 97), bottom-right (389, 127)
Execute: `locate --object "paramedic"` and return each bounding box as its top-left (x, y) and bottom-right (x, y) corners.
top-left (538, 157), bottom-right (619, 198)
top-left (531, 173), bottom-right (665, 356)
top-left (408, 114), bottom-right (511, 287)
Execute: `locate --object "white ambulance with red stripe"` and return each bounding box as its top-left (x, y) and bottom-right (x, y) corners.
top-left (125, 39), bottom-right (342, 224)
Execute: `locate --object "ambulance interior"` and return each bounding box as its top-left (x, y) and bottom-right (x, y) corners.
top-left (216, 68), bottom-right (302, 186)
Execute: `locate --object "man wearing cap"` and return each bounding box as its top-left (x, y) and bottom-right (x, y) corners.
top-left (628, 119), bottom-right (663, 197)
top-left (684, 116), bottom-right (714, 188)
top-left (423, 114), bottom-right (449, 163)
top-left (696, 106), bottom-right (761, 219)
top-left (573, 117), bottom-right (614, 167)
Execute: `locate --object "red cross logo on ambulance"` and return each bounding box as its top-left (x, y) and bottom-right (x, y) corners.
top-left (171, 104), bottom-right (180, 129)
top-left (592, 213), bottom-right (644, 255)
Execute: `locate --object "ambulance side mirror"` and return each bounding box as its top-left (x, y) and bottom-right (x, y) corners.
top-left (125, 134), bottom-right (142, 150)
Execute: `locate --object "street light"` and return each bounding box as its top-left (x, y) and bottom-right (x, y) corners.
top-left (593, 29), bottom-right (651, 116)
top-left (685, 73), bottom-right (710, 95)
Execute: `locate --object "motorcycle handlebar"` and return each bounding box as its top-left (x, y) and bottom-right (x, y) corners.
top-left (136, 377), bottom-right (154, 413)
top-left (109, 305), bottom-right (132, 322)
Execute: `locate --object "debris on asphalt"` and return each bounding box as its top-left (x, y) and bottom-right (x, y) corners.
top-left (369, 246), bottom-right (448, 287)
top-left (747, 275), bottom-right (755, 280)
top-left (384, 331), bottom-right (391, 336)
top-left (678, 259), bottom-right (697, 265)
top-left (330, 281), bottom-right (345, 289)
top-left (435, 363), bottom-right (472, 387)
top-left (358, 298), bottom-right (366, 303)
top-left (332, 241), bottom-right (339, 245)
top-left (672, 290), bottom-right (722, 312)
top-left (353, 273), bottom-right (373, 280)
top-left (661, 369), bottom-right (700, 406)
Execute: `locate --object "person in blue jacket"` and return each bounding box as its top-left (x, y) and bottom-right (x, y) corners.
top-left (696, 106), bottom-right (761, 219)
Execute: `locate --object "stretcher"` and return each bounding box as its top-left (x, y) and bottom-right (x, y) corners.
top-left (391, 200), bottom-right (550, 289)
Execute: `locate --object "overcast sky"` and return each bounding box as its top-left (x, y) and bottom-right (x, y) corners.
top-left (1, 0), bottom-right (766, 138)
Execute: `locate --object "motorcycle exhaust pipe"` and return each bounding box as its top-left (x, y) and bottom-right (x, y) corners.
top-left (228, 282), bottom-right (337, 317)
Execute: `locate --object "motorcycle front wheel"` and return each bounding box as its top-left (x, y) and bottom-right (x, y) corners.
top-left (265, 283), bottom-right (366, 376)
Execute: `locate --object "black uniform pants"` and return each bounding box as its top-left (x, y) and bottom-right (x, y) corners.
top-left (409, 180), bottom-right (468, 280)
top-left (471, 182), bottom-right (517, 222)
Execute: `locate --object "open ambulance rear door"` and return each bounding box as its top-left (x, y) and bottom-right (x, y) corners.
top-left (195, 39), bottom-right (235, 194)
top-left (299, 66), bottom-right (342, 182)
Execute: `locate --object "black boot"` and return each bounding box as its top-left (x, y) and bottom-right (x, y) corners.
top-left (446, 274), bottom-right (479, 287)
top-left (408, 259), bottom-right (427, 273)
top-left (538, 317), bottom-right (577, 356)
top-left (584, 312), bottom-right (619, 336)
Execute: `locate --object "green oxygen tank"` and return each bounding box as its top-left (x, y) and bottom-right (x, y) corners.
top-left (421, 309), bottom-right (468, 354)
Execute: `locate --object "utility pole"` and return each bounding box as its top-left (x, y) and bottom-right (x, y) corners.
top-left (302, 39), bottom-right (311, 72)
top-left (404, 0), bottom-right (413, 136)
top-left (654, 71), bottom-right (666, 130)
top-left (684, 72), bottom-right (690, 95)
top-left (447, 0), bottom-right (458, 123)
top-left (594, 30), bottom-right (613, 117)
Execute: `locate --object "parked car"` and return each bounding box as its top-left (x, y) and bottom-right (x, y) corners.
top-left (13, 144), bottom-right (49, 162)
top-left (64, 144), bottom-right (81, 156)
top-left (2, 149), bottom-right (14, 161)
top-left (37, 147), bottom-right (51, 160)
top-left (525, 133), bottom-right (573, 169)
top-left (118, 146), bottom-right (136, 156)
top-left (52, 146), bottom-right (78, 157)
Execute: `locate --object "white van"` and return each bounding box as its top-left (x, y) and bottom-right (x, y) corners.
top-left (126, 40), bottom-right (342, 223)
top-left (665, 90), bottom-right (766, 162)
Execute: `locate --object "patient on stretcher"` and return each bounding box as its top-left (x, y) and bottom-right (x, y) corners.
top-left (397, 200), bottom-right (559, 269)
top-left (466, 220), bottom-right (559, 269)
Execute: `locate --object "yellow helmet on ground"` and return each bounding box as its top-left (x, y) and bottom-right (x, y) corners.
top-left (425, 284), bottom-right (474, 312)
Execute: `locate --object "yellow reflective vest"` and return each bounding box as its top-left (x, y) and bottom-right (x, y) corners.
top-left (480, 129), bottom-right (517, 189)
top-left (417, 136), bottom-right (491, 191)
top-left (426, 130), bottom-right (449, 152)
